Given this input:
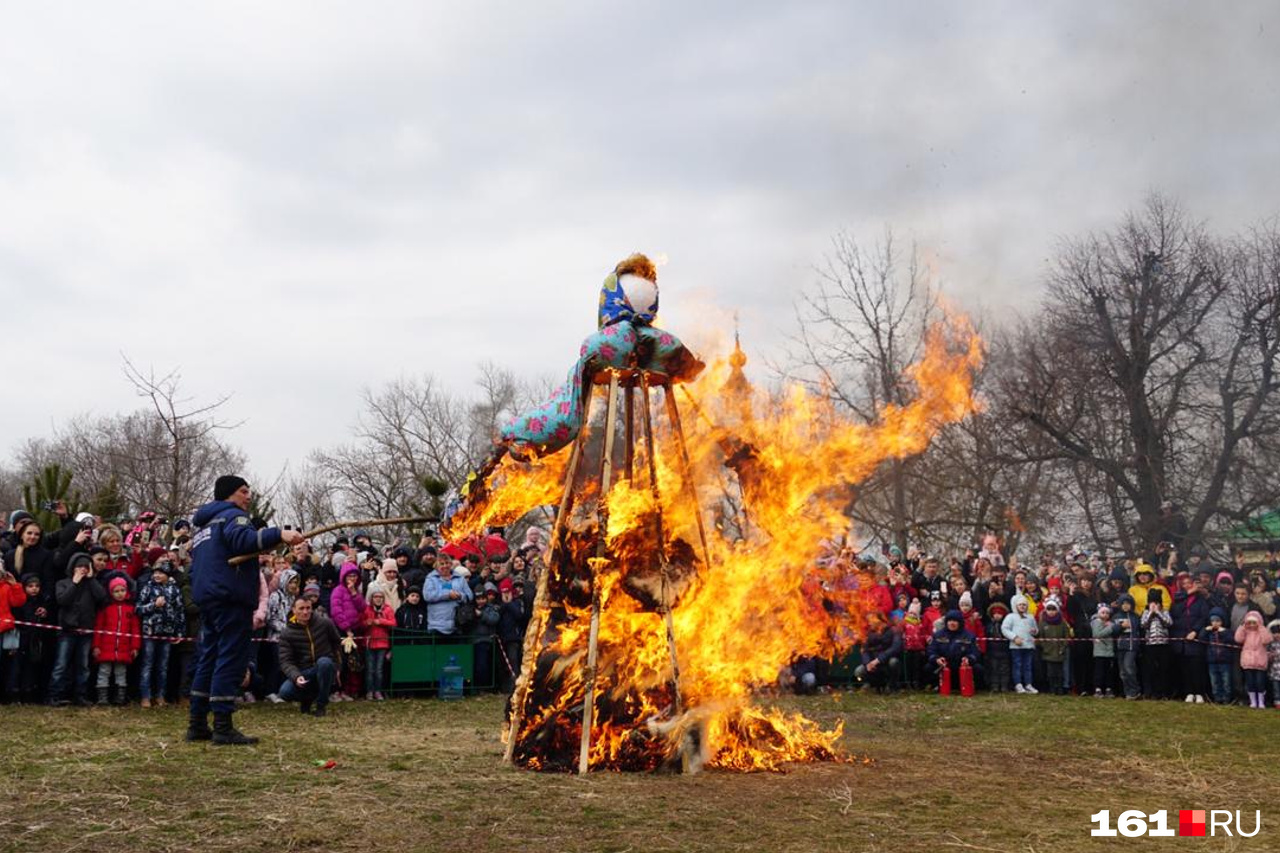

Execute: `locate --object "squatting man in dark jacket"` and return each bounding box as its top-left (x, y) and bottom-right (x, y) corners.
top-left (277, 596), bottom-right (341, 717)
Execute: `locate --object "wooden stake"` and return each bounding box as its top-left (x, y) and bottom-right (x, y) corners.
top-left (578, 370), bottom-right (621, 774)
top-left (503, 386), bottom-right (595, 764)
top-left (664, 388), bottom-right (714, 572)
top-left (641, 375), bottom-right (690, 772)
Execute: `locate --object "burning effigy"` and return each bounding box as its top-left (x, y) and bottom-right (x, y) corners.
top-left (445, 254), bottom-right (983, 773)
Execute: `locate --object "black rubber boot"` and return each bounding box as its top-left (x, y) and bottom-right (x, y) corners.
top-left (111, 686), bottom-right (127, 706)
top-left (211, 711), bottom-right (259, 745)
top-left (185, 707), bottom-right (213, 742)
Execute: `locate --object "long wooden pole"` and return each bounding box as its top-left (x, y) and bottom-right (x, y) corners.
top-left (664, 389), bottom-right (714, 572)
top-left (503, 386), bottom-right (596, 764)
top-left (640, 375), bottom-right (690, 772)
top-left (227, 515), bottom-right (435, 566)
top-left (578, 370), bottom-right (620, 775)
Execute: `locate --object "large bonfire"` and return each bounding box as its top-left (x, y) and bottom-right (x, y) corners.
top-left (447, 309), bottom-right (982, 773)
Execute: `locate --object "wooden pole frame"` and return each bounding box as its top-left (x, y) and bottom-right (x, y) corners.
top-left (578, 370), bottom-right (621, 774)
top-left (503, 385), bottom-right (596, 764)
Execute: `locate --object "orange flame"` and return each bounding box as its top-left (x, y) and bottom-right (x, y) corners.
top-left (456, 315), bottom-right (983, 771)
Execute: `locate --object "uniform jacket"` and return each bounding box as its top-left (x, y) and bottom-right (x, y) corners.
top-left (190, 501), bottom-right (282, 609)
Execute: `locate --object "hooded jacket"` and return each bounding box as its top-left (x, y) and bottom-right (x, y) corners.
top-left (266, 568), bottom-right (299, 640)
top-left (1170, 588), bottom-right (1210, 658)
top-left (55, 555), bottom-right (107, 630)
top-left (1202, 608), bottom-right (1236, 665)
top-left (1001, 595), bottom-right (1038, 648)
top-left (925, 610), bottom-right (980, 668)
top-left (1037, 606), bottom-right (1071, 663)
top-left (135, 574), bottom-right (185, 638)
top-left (362, 598), bottom-right (396, 650)
top-left (1090, 614), bottom-right (1121, 658)
top-left (1234, 612), bottom-right (1270, 670)
top-left (328, 564), bottom-right (367, 633)
top-left (366, 559), bottom-right (403, 612)
top-left (1113, 595), bottom-right (1142, 653)
top-left (92, 596), bottom-right (142, 663)
top-left (189, 500), bottom-right (283, 609)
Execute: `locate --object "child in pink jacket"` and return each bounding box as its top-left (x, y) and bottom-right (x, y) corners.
top-left (1235, 611), bottom-right (1270, 709)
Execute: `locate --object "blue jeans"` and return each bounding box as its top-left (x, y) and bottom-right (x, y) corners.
top-left (278, 656), bottom-right (336, 709)
top-left (1010, 648), bottom-right (1034, 687)
top-left (140, 638), bottom-right (172, 700)
top-left (1208, 662), bottom-right (1232, 703)
top-left (49, 631), bottom-right (93, 702)
top-left (365, 648), bottom-right (386, 694)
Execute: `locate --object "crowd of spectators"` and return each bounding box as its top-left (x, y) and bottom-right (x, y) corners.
top-left (0, 504), bottom-right (541, 709)
top-left (826, 536), bottom-right (1280, 708)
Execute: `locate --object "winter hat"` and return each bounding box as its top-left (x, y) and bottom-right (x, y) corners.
top-left (89, 545), bottom-right (109, 557)
top-left (907, 600), bottom-right (921, 618)
top-left (944, 609), bottom-right (964, 626)
top-left (1269, 619), bottom-right (1280, 633)
top-left (1011, 593), bottom-right (1029, 611)
top-left (369, 588), bottom-right (386, 602)
top-left (407, 585), bottom-right (423, 597)
top-left (303, 582), bottom-right (321, 598)
top-left (958, 591), bottom-right (973, 609)
top-left (987, 601), bottom-right (1009, 618)
top-left (929, 590), bottom-right (942, 602)
top-left (1096, 604), bottom-right (1112, 618)
top-left (173, 518), bottom-right (190, 531)
top-left (214, 475), bottom-right (248, 501)
top-left (1043, 596), bottom-right (1061, 610)
top-left (1047, 577), bottom-right (1062, 591)
top-left (1208, 607), bottom-right (1225, 623)
top-left (1215, 571), bottom-right (1234, 587)
top-left (108, 577), bottom-right (128, 592)
top-left (7, 510), bottom-right (33, 528)
top-left (498, 577), bottom-right (514, 594)
top-left (357, 551), bottom-right (371, 565)
top-left (483, 581), bottom-right (499, 594)
top-left (1109, 565), bottom-right (1129, 583)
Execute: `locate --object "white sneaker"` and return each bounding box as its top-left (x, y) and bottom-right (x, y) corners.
top-left (1024, 685), bottom-right (1038, 694)
top-left (1185, 694), bottom-right (1195, 703)
top-left (1014, 684), bottom-right (1026, 694)
top-left (1194, 695), bottom-right (1205, 704)
top-left (266, 693), bottom-right (283, 704)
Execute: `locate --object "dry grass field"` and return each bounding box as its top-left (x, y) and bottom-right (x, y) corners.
top-left (1, 692), bottom-right (1275, 853)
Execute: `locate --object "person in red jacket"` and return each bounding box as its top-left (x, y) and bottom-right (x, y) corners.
top-left (902, 600), bottom-right (930, 689)
top-left (361, 589), bottom-right (396, 700)
top-left (92, 577), bottom-right (141, 705)
top-left (959, 592), bottom-right (987, 653)
top-left (0, 566), bottom-right (29, 695)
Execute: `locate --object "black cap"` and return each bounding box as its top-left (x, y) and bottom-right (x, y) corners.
top-left (215, 475), bottom-right (248, 501)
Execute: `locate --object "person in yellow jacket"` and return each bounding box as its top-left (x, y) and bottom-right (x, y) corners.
top-left (1128, 562), bottom-right (1161, 612)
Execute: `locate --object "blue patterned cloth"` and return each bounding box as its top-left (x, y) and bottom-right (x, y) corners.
top-left (501, 275), bottom-right (701, 458)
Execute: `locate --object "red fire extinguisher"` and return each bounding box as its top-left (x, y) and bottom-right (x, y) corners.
top-left (938, 662), bottom-right (952, 696)
top-left (960, 659), bottom-right (975, 697)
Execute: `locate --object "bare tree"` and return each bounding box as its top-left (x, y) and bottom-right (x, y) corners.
top-left (779, 229), bottom-right (944, 551)
top-left (999, 196), bottom-right (1280, 556)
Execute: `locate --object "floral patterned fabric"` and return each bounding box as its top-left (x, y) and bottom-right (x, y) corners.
top-left (501, 274), bottom-right (702, 458)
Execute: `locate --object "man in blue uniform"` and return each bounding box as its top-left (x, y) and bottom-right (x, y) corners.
top-left (186, 475), bottom-right (303, 745)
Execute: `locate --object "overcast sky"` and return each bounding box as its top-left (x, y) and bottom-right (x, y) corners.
top-left (3, 1), bottom-right (1278, 479)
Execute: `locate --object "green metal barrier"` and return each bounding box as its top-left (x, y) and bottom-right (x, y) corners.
top-left (388, 634), bottom-right (497, 695)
